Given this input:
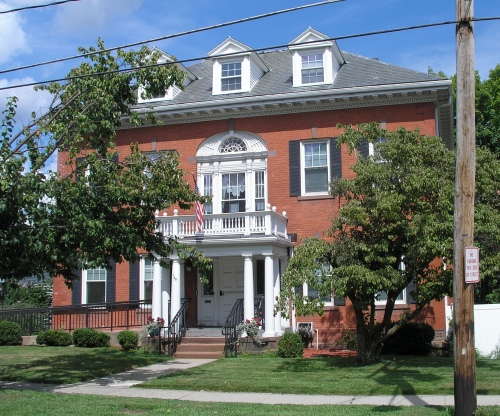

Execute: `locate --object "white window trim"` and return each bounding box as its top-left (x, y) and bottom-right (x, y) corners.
top-left (292, 48), bottom-right (333, 87)
top-left (375, 288), bottom-right (407, 305)
top-left (140, 257), bottom-right (154, 302)
top-left (212, 56), bottom-right (251, 95)
top-left (81, 267), bottom-right (107, 304)
top-left (300, 140), bottom-right (331, 196)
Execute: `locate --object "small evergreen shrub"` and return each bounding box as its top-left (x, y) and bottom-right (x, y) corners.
top-left (0, 321), bottom-right (23, 346)
top-left (36, 329), bottom-right (72, 346)
top-left (382, 322), bottom-right (435, 356)
top-left (277, 332), bottom-right (304, 358)
top-left (73, 328), bottom-right (110, 348)
top-left (117, 330), bottom-right (139, 351)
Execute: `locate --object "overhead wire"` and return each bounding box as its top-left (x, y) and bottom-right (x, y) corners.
top-left (0, 0), bottom-right (83, 14)
top-left (2, 16), bottom-right (499, 92)
top-left (0, 0), bottom-right (344, 76)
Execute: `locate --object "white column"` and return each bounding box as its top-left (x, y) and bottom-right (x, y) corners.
top-left (152, 257), bottom-right (162, 319)
top-left (280, 257), bottom-right (290, 330)
top-left (243, 255), bottom-right (254, 321)
top-left (161, 264), bottom-right (171, 324)
top-left (171, 258), bottom-right (182, 318)
top-left (274, 257), bottom-right (282, 335)
top-left (263, 254), bottom-right (275, 337)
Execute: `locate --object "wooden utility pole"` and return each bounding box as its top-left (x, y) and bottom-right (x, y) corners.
top-left (454, 0), bottom-right (476, 415)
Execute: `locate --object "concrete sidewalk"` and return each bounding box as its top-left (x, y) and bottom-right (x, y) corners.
top-left (2, 358), bottom-right (500, 407)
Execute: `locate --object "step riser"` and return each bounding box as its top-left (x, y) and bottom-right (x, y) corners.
top-left (181, 337), bottom-right (225, 344)
top-left (177, 344), bottom-right (225, 353)
top-left (174, 352), bottom-right (224, 359)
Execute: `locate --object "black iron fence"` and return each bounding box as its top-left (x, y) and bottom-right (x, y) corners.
top-left (0, 300), bottom-right (152, 336)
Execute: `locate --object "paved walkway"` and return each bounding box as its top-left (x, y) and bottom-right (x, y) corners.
top-left (2, 359), bottom-right (500, 407)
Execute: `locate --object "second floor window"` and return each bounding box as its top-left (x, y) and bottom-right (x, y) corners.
top-left (221, 62), bottom-right (242, 91)
top-left (303, 141), bottom-right (329, 194)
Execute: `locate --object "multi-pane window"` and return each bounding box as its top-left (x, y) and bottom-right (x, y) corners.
top-left (203, 174), bottom-right (213, 214)
top-left (301, 53), bottom-right (324, 84)
top-left (369, 137), bottom-right (387, 162)
top-left (303, 142), bottom-right (329, 193)
top-left (86, 267), bottom-right (106, 304)
top-left (221, 173), bottom-right (246, 213)
top-left (255, 171), bottom-right (265, 211)
top-left (221, 62), bottom-right (242, 91)
top-left (307, 263), bottom-right (333, 304)
top-left (143, 258), bottom-right (153, 302)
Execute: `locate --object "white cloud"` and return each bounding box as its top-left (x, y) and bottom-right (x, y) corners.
top-left (0, 77), bottom-right (52, 126)
top-left (0, 2), bottom-right (31, 64)
top-left (53, 0), bottom-right (143, 36)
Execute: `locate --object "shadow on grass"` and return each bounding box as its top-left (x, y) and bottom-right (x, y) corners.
top-left (0, 347), bottom-right (170, 385)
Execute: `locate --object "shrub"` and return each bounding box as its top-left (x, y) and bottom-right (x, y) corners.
top-left (36, 329), bottom-right (72, 346)
top-left (277, 332), bottom-right (304, 358)
top-left (1, 281), bottom-right (52, 308)
top-left (73, 328), bottom-right (110, 348)
top-left (0, 321), bottom-right (23, 346)
top-left (382, 322), bottom-right (435, 356)
top-left (117, 330), bottom-right (139, 351)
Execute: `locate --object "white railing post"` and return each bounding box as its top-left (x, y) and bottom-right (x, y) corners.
top-left (272, 206), bottom-right (277, 235)
top-left (265, 204), bottom-right (272, 235)
top-left (173, 209), bottom-right (179, 237)
top-left (244, 206), bottom-right (250, 236)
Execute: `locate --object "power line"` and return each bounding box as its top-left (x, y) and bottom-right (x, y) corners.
top-left (0, 0), bottom-right (343, 76)
top-left (0, 0), bottom-right (83, 14)
top-left (1, 16), bottom-right (499, 92)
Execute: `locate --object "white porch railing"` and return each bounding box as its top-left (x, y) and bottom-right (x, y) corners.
top-left (156, 206), bottom-right (288, 239)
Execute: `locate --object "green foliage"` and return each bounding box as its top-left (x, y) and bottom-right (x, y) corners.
top-left (117, 330), bottom-right (139, 351)
top-left (0, 40), bottom-right (210, 286)
top-left (277, 332), bottom-right (304, 358)
top-left (36, 329), bottom-right (72, 347)
top-left (0, 321), bottom-right (22, 346)
top-left (72, 328), bottom-right (110, 348)
top-left (277, 124), bottom-right (455, 363)
top-left (381, 322), bottom-right (435, 356)
top-left (0, 280), bottom-right (52, 308)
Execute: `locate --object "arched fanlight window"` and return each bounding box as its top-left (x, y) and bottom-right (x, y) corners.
top-left (219, 137), bottom-right (247, 153)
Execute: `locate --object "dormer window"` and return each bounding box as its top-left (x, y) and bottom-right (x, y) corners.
top-left (301, 53), bottom-right (324, 84)
top-left (288, 27), bottom-right (345, 88)
top-left (221, 62), bottom-right (242, 91)
top-left (208, 37), bottom-right (269, 96)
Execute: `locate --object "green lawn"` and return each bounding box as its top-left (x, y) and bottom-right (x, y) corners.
top-left (138, 355), bottom-right (500, 396)
top-left (0, 345), bottom-right (171, 384)
top-left (0, 390), bottom-right (492, 416)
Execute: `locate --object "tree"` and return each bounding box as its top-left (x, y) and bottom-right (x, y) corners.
top-left (277, 123), bottom-right (455, 364)
top-left (0, 40), bottom-right (210, 286)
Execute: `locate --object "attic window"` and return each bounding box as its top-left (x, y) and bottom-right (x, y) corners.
top-left (302, 53), bottom-right (324, 84)
top-left (220, 137), bottom-right (247, 153)
top-left (221, 62), bottom-right (242, 91)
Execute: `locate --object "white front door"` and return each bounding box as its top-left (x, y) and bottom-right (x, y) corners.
top-left (197, 267), bottom-right (216, 326)
top-left (218, 259), bottom-right (244, 325)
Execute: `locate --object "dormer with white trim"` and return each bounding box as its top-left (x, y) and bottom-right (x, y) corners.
top-left (288, 27), bottom-right (344, 87)
top-left (208, 37), bottom-right (269, 95)
top-left (137, 47), bottom-right (197, 103)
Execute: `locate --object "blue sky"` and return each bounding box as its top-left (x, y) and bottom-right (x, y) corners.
top-left (1, 0), bottom-right (500, 127)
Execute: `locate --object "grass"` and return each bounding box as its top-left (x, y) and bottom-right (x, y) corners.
top-left (138, 354), bottom-right (500, 396)
top-left (0, 345), bottom-right (171, 384)
top-left (4, 390), bottom-right (500, 416)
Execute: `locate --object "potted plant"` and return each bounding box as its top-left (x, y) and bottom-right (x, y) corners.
top-left (236, 317), bottom-right (262, 343)
top-left (145, 316), bottom-right (165, 337)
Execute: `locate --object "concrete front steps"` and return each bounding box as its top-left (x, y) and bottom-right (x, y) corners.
top-left (172, 328), bottom-right (225, 359)
top-left (173, 336), bottom-right (226, 359)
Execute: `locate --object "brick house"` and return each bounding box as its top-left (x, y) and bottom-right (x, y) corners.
top-left (53, 28), bottom-right (453, 345)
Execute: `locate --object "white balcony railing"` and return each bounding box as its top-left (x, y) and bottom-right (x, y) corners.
top-left (156, 206), bottom-right (288, 239)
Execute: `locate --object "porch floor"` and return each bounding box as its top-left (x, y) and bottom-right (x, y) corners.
top-left (185, 327), bottom-right (224, 337)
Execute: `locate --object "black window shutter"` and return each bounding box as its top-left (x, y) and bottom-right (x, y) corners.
top-left (129, 261), bottom-right (140, 301)
top-left (71, 270), bottom-right (82, 305)
top-left (406, 279), bottom-right (417, 304)
top-left (106, 260), bottom-right (116, 303)
top-left (289, 141), bottom-right (301, 196)
top-left (359, 140), bottom-right (369, 158)
top-left (330, 138), bottom-right (342, 179)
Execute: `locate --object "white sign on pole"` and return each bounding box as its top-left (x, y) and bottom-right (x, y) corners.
top-left (464, 246), bottom-right (480, 283)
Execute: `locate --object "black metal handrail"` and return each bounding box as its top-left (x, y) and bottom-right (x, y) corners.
top-left (0, 300), bottom-right (152, 336)
top-left (222, 298), bottom-right (244, 357)
top-left (164, 298), bottom-right (189, 356)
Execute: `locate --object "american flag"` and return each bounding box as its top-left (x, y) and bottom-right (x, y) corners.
top-left (194, 181), bottom-right (204, 234)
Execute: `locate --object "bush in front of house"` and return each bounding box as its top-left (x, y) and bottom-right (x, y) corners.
top-left (382, 322), bottom-right (435, 356)
top-left (117, 330), bottom-right (139, 351)
top-left (0, 321), bottom-right (23, 346)
top-left (36, 329), bottom-right (72, 346)
top-left (277, 332), bottom-right (304, 358)
top-left (72, 328), bottom-right (110, 348)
